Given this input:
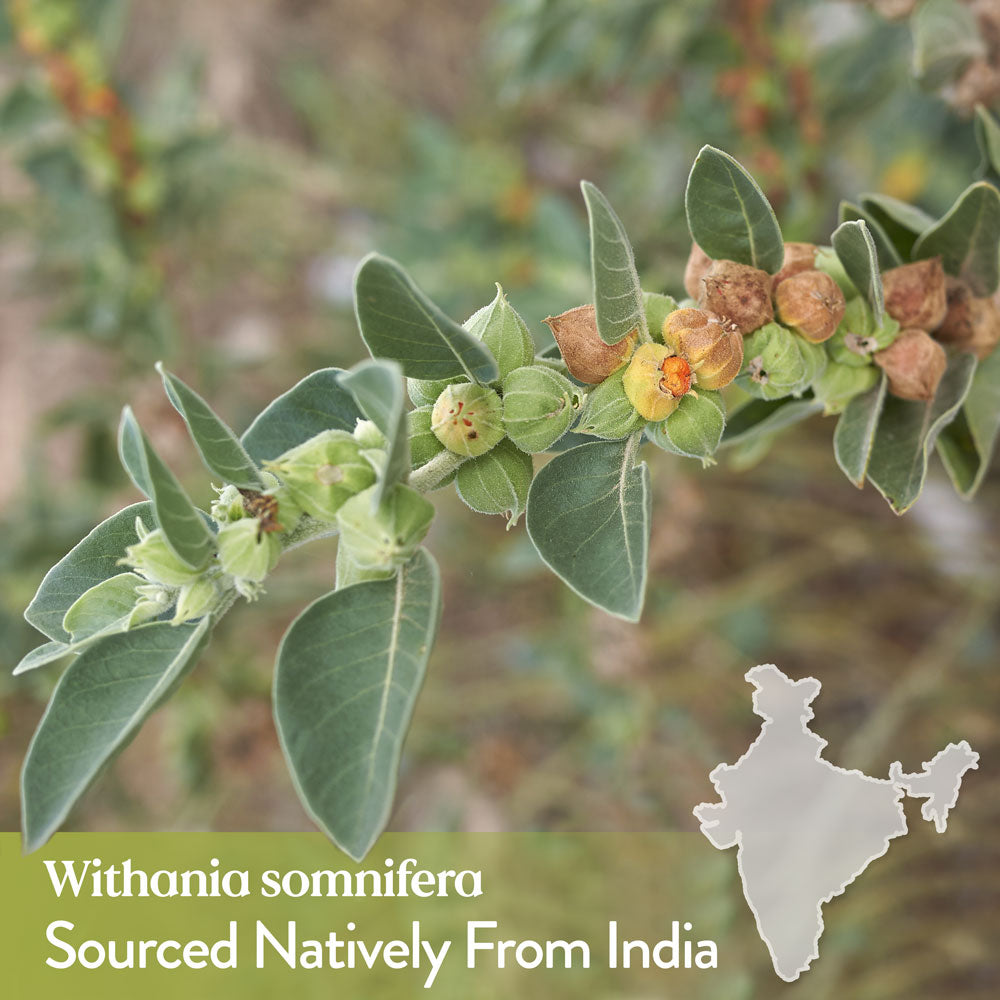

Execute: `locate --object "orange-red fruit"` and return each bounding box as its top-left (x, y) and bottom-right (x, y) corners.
top-left (882, 258), bottom-right (948, 331)
top-left (684, 243), bottom-right (714, 300)
top-left (662, 308), bottom-right (743, 390)
top-left (874, 328), bottom-right (947, 401)
top-left (774, 269), bottom-right (846, 344)
top-left (935, 278), bottom-right (1000, 361)
top-left (772, 242), bottom-right (818, 287)
top-left (543, 305), bottom-right (637, 384)
top-left (699, 260), bottom-right (774, 335)
top-left (659, 355), bottom-right (693, 397)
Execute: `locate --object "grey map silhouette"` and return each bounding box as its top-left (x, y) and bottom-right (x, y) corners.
top-left (694, 664), bottom-right (979, 982)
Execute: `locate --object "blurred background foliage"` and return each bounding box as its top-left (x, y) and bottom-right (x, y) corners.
top-left (0, 2), bottom-right (997, 995)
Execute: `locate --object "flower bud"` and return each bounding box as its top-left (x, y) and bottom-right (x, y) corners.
top-left (774, 270), bottom-right (846, 343)
top-left (812, 362), bottom-right (880, 415)
top-left (773, 242), bottom-right (818, 287)
top-left (935, 277), bottom-right (1000, 360)
top-left (882, 258), bottom-right (948, 331)
top-left (336, 483), bottom-right (434, 571)
top-left (698, 260), bottom-right (774, 334)
top-left (542, 304), bottom-right (637, 383)
top-left (455, 439), bottom-right (534, 527)
top-left (577, 368), bottom-right (645, 439)
top-left (683, 242), bottom-right (714, 300)
top-left (172, 576), bottom-right (219, 624)
top-left (464, 284), bottom-right (534, 381)
top-left (736, 323), bottom-right (818, 400)
top-left (406, 376), bottom-right (464, 408)
top-left (211, 484), bottom-right (246, 524)
top-left (827, 298), bottom-right (900, 368)
top-left (431, 382), bottom-right (505, 457)
top-left (502, 364), bottom-right (582, 452)
top-left (646, 390), bottom-right (726, 464)
top-left (217, 518), bottom-right (281, 583)
top-left (353, 419), bottom-right (387, 450)
top-left (265, 429), bottom-right (376, 521)
top-left (622, 343), bottom-right (694, 421)
top-left (874, 328), bottom-right (947, 401)
top-left (122, 523), bottom-right (207, 588)
top-left (662, 308), bottom-right (743, 390)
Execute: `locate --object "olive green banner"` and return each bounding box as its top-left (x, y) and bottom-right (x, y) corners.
top-left (1, 832), bottom-right (775, 998)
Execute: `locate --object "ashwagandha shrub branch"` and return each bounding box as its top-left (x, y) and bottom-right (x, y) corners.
top-left (14, 137), bottom-right (1000, 862)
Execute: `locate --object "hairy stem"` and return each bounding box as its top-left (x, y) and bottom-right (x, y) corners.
top-left (409, 450), bottom-right (468, 492)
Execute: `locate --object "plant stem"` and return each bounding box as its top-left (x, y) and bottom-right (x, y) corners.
top-left (409, 450), bottom-right (468, 492)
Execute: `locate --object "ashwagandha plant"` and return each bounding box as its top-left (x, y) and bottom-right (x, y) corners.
top-left (14, 142), bottom-right (1000, 861)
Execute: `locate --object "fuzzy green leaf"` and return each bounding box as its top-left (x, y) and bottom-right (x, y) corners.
top-left (455, 439), bottom-right (533, 526)
top-left (685, 145), bottom-right (784, 274)
top-left (274, 549), bottom-right (441, 861)
top-left (337, 360), bottom-right (410, 508)
top-left (839, 201), bottom-right (903, 270)
top-left (25, 502), bottom-right (154, 643)
top-left (938, 347), bottom-right (1000, 497)
top-left (868, 354), bottom-right (977, 514)
top-left (581, 181), bottom-right (647, 345)
top-left (974, 104), bottom-right (1000, 178)
top-left (832, 220), bottom-right (884, 322)
top-left (912, 182), bottom-right (1000, 296)
top-left (241, 368), bottom-right (363, 463)
top-left (720, 396), bottom-right (823, 449)
top-left (526, 436), bottom-right (650, 621)
top-left (354, 253), bottom-right (498, 383)
top-left (62, 573), bottom-right (144, 642)
top-left (157, 363), bottom-right (263, 489)
top-left (118, 408), bottom-right (215, 569)
top-left (834, 373), bottom-right (888, 488)
top-left (21, 618), bottom-right (212, 852)
top-left (858, 193), bottom-right (934, 259)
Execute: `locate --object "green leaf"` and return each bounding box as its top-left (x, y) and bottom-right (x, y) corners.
top-left (581, 181), bottom-right (647, 345)
top-left (455, 439), bottom-right (533, 526)
top-left (526, 436), bottom-right (650, 622)
top-left (868, 354), bottom-right (978, 514)
top-left (938, 347), bottom-right (1000, 497)
top-left (13, 642), bottom-right (74, 677)
top-left (911, 0), bottom-right (985, 90)
top-left (858, 193), bottom-right (934, 259)
top-left (274, 549), bottom-right (442, 861)
top-left (684, 145), bottom-right (784, 274)
top-left (21, 618), bottom-right (212, 852)
top-left (834, 373), bottom-right (888, 488)
top-left (354, 253), bottom-right (498, 383)
top-left (337, 360), bottom-right (410, 509)
top-left (241, 368), bottom-right (363, 463)
top-left (25, 502), bottom-right (154, 643)
top-left (832, 220), bottom-right (884, 322)
top-left (118, 408), bottom-right (215, 569)
top-left (912, 182), bottom-right (1000, 296)
top-left (157, 363), bottom-right (263, 489)
top-left (62, 573), bottom-right (143, 642)
top-left (720, 396), bottom-right (823, 449)
top-left (974, 104), bottom-right (1000, 178)
top-left (839, 201), bottom-right (903, 270)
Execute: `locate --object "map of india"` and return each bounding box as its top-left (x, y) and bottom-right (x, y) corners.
top-left (693, 664), bottom-right (979, 982)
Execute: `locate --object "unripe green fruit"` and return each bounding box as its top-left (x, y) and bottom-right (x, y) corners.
top-left (577, 368), bottom-right (646, 439)
top-left (217, 518), bottom-right (281, 583)
top-left (643, 291), bottom-right (680, 344)
top-left (455, 439), bottom-right (533, 527)
top-left (407, 406), bottom-right (458, 489)
top-left (501, 365), bottom-right (582, 452)
top-left (172, 576), bottom-right (220, 624)
top-left (827, 298), bottom-right (900, 368)
top-left (264, 429), bottom-right (376, 522)
top-left (122, 523), bottom-right (207, 587)
top-left (646, 391), bottom-right (726, 464)
top-left (737, 323), bottom-right (820, 400)
top-left (406, 376), bottom-right (465, 408)
top-left (464, 284), bottom-right (534, 381)
top-left (336, 484), bottom-right (435, 571)
top-left (431, 383), bottom-right (505, 457)
top-left (813, 362), bottom-right (880, 415)
top-left (353, 419), bottom-right (387, 450)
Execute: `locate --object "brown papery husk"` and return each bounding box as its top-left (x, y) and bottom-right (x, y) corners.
top-left (882, 258), bottom-right (948, 331)
top-left (699, 260), bottom-right (774, 335)
top-left (874, 328), bottom-right (947, 401)
top-left (774, 270), bottom-right (846, 343)
top-left (543, 304), bottom-right (637, 384)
